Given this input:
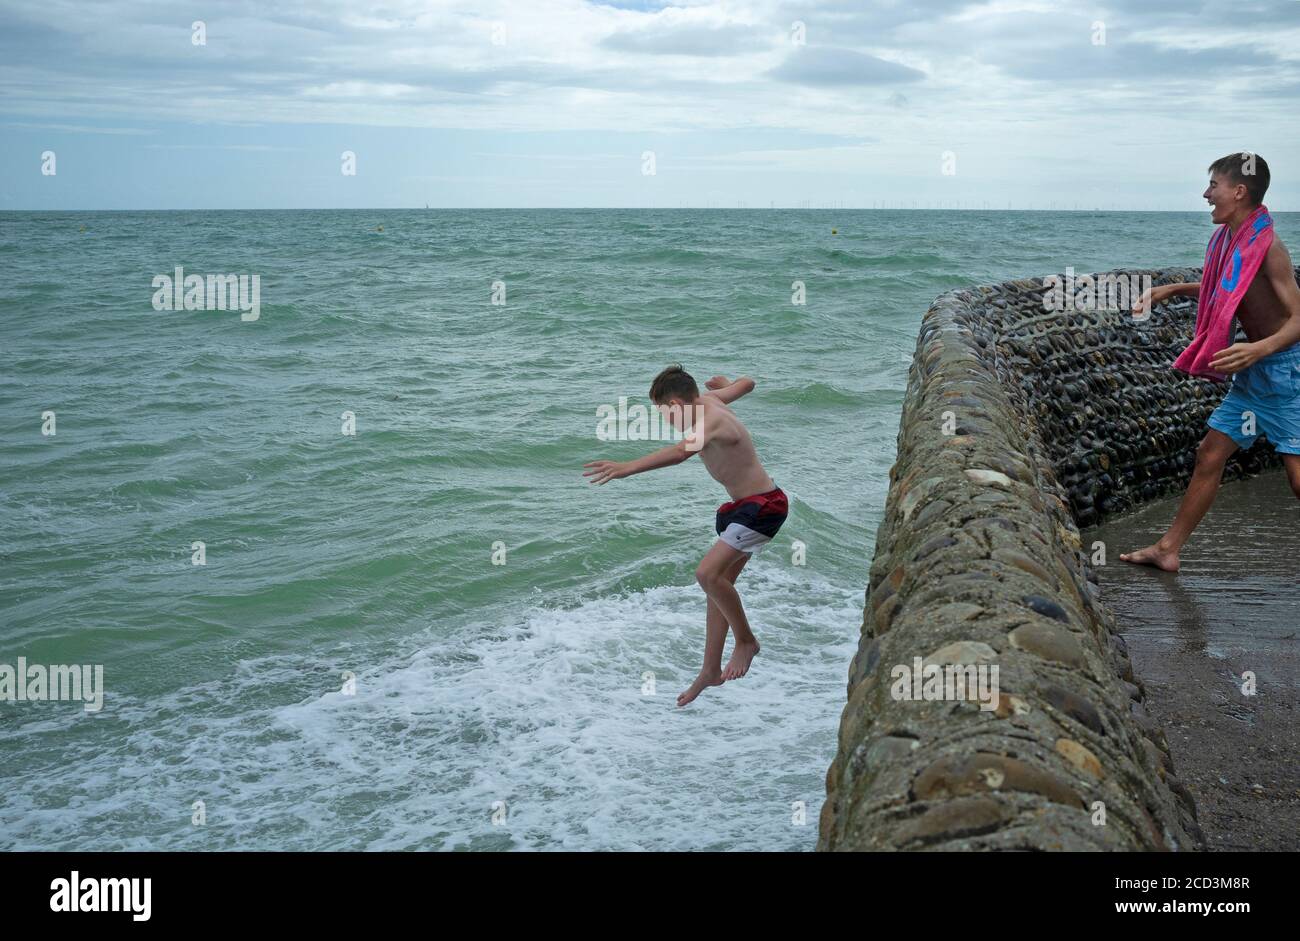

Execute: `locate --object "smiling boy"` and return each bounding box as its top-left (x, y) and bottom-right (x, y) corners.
top-left (1124, 154), bottom-right (1300, 571)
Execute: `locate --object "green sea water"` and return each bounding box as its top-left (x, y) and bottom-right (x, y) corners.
top-left (2, 208), bottom-right (1294, 850)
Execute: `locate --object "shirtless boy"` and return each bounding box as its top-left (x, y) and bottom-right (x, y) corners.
top-left (583, 365), bottom-right (788, 706)
top-left (1124, 153), bottom-right (1300, 571)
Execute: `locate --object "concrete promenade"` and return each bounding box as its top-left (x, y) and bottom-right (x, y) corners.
top-left (1092, 470), bottom-right (1299, 850)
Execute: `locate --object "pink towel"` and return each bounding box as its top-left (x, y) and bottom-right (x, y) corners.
top-left (1172, 204), bottom-right (1273, 381)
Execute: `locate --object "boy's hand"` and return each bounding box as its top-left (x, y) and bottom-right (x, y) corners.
top-left (1132, 285), bottom-right (1170, 319)
top-left (705, 376), bottom-right (730, 391)
top-left (1209, 342), bottom-right (1263, 375)
top-left (582, 460), bottom-right (628, 485)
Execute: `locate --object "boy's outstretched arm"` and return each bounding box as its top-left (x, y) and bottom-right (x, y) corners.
top-left (703, 375), bottom-right (755, 405)
top-left (1132, 282), bottom-right (1199, 318)
top-left (583, 440), bottom-right (694, 485)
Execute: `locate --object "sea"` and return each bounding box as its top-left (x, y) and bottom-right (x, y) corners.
top-left (2, 208), bottom-right (1294, 850)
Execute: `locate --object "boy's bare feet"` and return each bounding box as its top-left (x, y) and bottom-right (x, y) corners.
top-left (677, 669), bottom-right (723, 707)
top-left (1119, 543), bottom-right (1180, 572)
top-left (722, 639), bottom-right (760, 681)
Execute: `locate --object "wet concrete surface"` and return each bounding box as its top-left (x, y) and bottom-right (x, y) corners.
top-left (1090, 470), bottom-right (1299, 851)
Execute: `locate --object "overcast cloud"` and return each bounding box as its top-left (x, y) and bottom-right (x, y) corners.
top-left (2, 0), bottom-right (1297, 209)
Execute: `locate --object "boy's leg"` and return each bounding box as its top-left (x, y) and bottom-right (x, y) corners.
top-left (702, 552), bottom-right (749, 670)
top-left (677, 549), bottom-right (749, 707)
top-left (1284, 454), bottom-right (1300, 499)
top-left (693, 540), bottom-right (762, 680)
top-left (1120, 428), bottom-right (1238, 571)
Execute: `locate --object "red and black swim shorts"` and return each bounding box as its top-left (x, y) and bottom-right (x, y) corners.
top-left (714, 486), bottom-right (788, 554)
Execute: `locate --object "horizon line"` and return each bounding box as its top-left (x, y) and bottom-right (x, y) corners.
top-left (2, 206), bottom-right (1280, 213)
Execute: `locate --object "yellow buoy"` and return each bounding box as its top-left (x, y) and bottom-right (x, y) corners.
top-left (831, 228), bottom-right (837, 235)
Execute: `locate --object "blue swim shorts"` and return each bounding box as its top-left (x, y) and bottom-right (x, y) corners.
top-left (1206, 342), bottom-right (1300, 454)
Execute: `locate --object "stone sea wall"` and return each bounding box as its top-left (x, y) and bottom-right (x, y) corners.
top-left (818, 266), bottom-right (1290, 852)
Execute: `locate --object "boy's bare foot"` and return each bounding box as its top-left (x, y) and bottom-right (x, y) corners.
top-left (722, 639), bottom-right (760, 681)
top-left (677, 669), bottom-right (723, 707)
top-left (1119, 543), bottom-right (1180, 572)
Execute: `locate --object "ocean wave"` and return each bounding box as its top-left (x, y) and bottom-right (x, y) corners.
top-left (0, 563), bottom-right (859, 851)
top-left (761, 380), bottom-right (863, 407)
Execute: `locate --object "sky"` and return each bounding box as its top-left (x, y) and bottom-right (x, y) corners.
top-left (2, 0), bottom-right (1298, 210)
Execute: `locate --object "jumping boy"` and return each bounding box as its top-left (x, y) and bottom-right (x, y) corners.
top-left (583, 365), bottom-right (788, 706)
top-left (1124, 153), bottom-right (1300, 571)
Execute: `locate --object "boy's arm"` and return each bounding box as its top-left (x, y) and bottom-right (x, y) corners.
top-left (702, 375), bottom-right (755, 405)
top-left (1214, 241), bottom-right (1300, 370)
top-left (1256, 242), bottom-right (1300, 355)
top-left (583, 440), bottom-right (695, 485)
top-left (1132, 282), bottom-right (1199, 317)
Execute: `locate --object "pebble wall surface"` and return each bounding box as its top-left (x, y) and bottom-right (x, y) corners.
top-left (818, 267), bottom-right (1293, 851)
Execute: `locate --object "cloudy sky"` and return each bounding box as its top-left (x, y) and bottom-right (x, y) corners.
top-left (3, 0), bottom-right (1298, 209)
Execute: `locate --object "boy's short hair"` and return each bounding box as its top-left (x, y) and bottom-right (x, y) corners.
top-left (649, 364), bottom-right (699, 404)
top-left (1208, 152), bottom-right (1270, 205)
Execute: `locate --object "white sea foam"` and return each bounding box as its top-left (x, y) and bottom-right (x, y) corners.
top-left (0, 562), bottom-right (860, 851)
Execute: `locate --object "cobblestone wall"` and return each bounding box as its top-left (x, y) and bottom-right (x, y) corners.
top-left (817, 267), bottom-right (1289, 851)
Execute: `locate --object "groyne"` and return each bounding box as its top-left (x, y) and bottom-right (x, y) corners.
top-left (818, 267), bottom-right (1287, 851)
